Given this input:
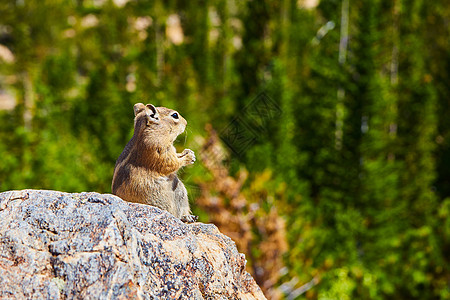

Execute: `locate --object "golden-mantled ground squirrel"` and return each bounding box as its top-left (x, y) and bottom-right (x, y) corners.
top-left (112, 103), bottom-right (197, 223)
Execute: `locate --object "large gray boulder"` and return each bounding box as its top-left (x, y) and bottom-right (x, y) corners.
top-left (0, 190), bottom-right (265, 299)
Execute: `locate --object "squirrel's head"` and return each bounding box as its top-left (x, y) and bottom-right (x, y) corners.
top-left (133, 103), bottom-right (187, 146)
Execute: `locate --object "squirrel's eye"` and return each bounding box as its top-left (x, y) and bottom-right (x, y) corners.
top-left (171, 112), bottom-right (179, 119)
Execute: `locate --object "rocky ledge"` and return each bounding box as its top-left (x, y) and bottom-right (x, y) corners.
top-left (0, 190), bottom-right (265, 299)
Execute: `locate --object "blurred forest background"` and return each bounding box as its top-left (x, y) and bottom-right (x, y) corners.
top-left (0, 0), bottom-right (449, 298)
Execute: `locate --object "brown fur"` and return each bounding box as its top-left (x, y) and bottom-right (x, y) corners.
top-left (112, 103), bottom-right (197, 222)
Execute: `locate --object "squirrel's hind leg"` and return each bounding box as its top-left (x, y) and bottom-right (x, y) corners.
top-left (181, 215), bottom-right (198, 223)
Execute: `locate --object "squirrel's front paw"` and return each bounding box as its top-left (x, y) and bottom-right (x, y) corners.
top-left (179, 149), bottom-right (196, 165)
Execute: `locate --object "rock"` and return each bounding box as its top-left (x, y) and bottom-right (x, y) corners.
top-left (0, 190), bottom-right (266, 299)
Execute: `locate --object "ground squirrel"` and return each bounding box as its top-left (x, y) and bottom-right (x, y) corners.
top-left (112, 103), bottom-right (197, 223)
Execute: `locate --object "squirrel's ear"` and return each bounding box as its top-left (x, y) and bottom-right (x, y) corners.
top-left (145, 104), bottom-right (160, 124)
top-left (133, 103), bottom-right (146, 116)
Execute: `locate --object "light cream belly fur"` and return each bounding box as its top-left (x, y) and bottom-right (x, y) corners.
top-left (115, 168), bottom-right (190, 218)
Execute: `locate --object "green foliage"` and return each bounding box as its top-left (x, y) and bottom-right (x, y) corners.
top-left (0, 0), bottom-right (449, 298)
